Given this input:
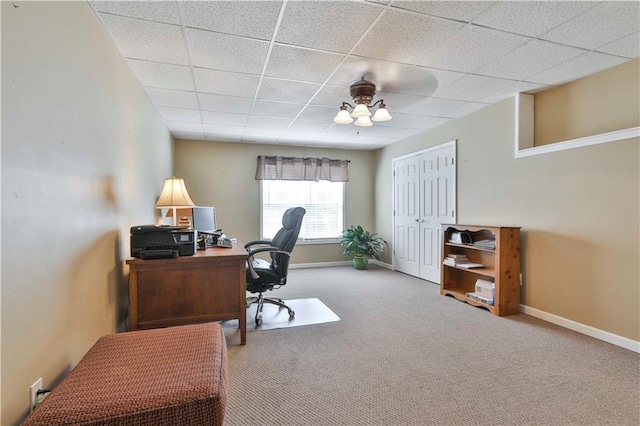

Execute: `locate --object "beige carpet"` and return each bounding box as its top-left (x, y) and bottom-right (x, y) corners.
top-left (222, 265), bottom-right (639, 426)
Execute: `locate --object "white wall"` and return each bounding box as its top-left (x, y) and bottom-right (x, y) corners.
top-left (1, 2), bottom-right (173, 423)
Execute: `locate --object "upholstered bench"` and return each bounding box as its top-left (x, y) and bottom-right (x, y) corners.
top-left (22, 324), bottom-right (227, 426)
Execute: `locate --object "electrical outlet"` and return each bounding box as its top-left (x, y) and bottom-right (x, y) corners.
top-left (29, 378), bottom-right (43, 412)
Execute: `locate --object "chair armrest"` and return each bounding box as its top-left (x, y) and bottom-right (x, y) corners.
top-left (246, 247), bottom-right (291, 280)
top-left (247, 246), bottom-right (291, 258)
top-left (244, 240), bottom-right (272, 250)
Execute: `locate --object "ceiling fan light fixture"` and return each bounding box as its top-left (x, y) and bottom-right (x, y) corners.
top-left (354, 116), bottom-right (373, 127)
top-left (371, 102), bottom-right (392, 122)
top-left (351, 102), bottom-right (371, 118)
top-left (333, 106), bottom-right (354, 124)
top-left (335, 77), bottom-right (392, 126)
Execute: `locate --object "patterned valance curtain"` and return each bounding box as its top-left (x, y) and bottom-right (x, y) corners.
top-left (255, 156), bottom-right (349, 182)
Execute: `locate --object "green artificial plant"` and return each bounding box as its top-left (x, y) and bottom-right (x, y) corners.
top-left (338, 225), bottom-right (386, 269)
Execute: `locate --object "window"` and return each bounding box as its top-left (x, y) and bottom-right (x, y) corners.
top-left (261, 180), bottom-right (345, 242)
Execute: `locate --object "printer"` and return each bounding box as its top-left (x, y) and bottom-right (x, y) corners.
top-left (130, 225), bottom-right (197, 259)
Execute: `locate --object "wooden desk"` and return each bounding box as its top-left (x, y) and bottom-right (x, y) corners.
top-left (126, 244), bottom-right (248, 344)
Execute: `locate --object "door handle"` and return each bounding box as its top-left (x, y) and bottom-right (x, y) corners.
top-left (413, 218), bottom-right (420, 222)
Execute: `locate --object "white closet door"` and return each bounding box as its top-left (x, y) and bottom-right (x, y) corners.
top-left (393, 141), bottom-right (456, 284)
top-left (393, 156), bottom-right (420, 277)
top-left (419, 146), bottom-right (456, 283)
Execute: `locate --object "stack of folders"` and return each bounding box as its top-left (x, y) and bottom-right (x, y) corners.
top-left (466, 279), bottom-right (495, 305)
top-left (443, 254), bottom-right (484, 269)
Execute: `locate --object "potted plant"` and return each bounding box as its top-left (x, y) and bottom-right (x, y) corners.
top-left (338, 225), bottom-right (386, 270)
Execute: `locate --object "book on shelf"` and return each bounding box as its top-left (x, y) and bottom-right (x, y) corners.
top-left (473, 239), bottom-right (496, 250)
top-left (466, 292), bottom-right (494, 306)
top-left (443, 258), bottom-right (456, 267)
top-left (456, 262), bottom-right (484, 269)
top-left (446, 254), bottom-right (468, 260)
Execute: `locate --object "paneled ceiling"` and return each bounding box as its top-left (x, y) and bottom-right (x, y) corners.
top-left (89, 1), bottom-right (640, 150)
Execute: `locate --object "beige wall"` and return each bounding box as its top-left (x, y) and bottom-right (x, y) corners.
top-left (375, 94), bottom-right (639, 342)
top-left (535, 58), bottom-right (640, 145)
top-left (1, 2), bottom-right (173, 423)
top-left (174, 140), bottom-right (376, 264)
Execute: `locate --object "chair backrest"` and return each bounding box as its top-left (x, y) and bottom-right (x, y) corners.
top-left (270, 207), bottom-right (306, 277)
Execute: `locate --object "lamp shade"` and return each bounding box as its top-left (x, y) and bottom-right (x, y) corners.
top-left (333, 108), bottom-right (354, 124)
top-left (351, 103), bottom-right (371, 118)
top-left (154, 177), bottom-right (196, 208)
top-left (372, 106), bottom-right (392, 122)
top-left (354, 116), bottom-right (373, 127)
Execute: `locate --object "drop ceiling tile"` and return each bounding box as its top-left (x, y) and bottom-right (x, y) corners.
top-left (475, 40), bottom-right (585, 81)
top-left (526, 52), bottom-right (629, 86)
top-left (157, 107), bottom-right (201, 123)
top-left (98, 14), bottom-right (188, 65)
top-left (356, 126), bottom-right (419, 138)
top-left (187, 29), bottom-right (269, 74)
top-left (201, 111), bottom-right (249, 127)
top-left (246, 116), bottom-right (293, 130)
top-left (276, 1), bottom-right (382, 53)
top-left (165, 121), bottom-right (204, 133)
top-left (198, 93), bottom-right (253, 114)
top-left (90, 1), bottom-right (181, 24)
top-left (265, 45), bottom-right (345, 83)
top-left (326, 56), bottom-right (410, 89)
top-left (203, 124), bottom-right (245, 137)
top-left (375, 114), bottom-right (450, 130)
top-left (326, 123), bottom-right (363, 136)
top-left (204, 133), bottom-right (244, 143)
top-left (288, 120), bottom-right (336, 133)
top-left (299, 105), bottom-right (344, 122)
top-left (596, 32), bottom-right (640, 59)
top-left (478, 81), bottom-right (548, 104)
top-left (194, 68), bottom-right (259, 97)
top-left (406, 98), bottom-right (488, 118)
top-left (540, 2), bottom-right (640, 50)
top-left (416, 25), bottom-right (530, 73)
top-left (435, 74), bottom-right (516, 102)
top-left (353, 9), bottom-right (464, 64)
top-left (128, 60), bottom-right (195, 91)
top-left (278, 130), bottom-right (327, 144)
top-left (473, 1), bottom-right (597, 37)
top-left (182, 0), bottom-right (282, 40)
top-left (252, 100), bottom-right (306, 118)
top-left (310, 85), bottom-right (351, 107)
top-left (145, 88), bottom-right (199, 109)
top-left (375, 91), bottom-right (424, 111)
top-left (391, 1), bottom-right (494, 23)
top-left (242, 128), bottom-right (283, 144)
top-left (172, 131), bottom-right (206, 141)
top-left (257, 78), bottom-right (321, 104)
top-left (396, 67), bottom-right (466, 97)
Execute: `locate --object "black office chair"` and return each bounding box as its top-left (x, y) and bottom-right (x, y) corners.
top-left (245, 207), bottom-right (306, 326)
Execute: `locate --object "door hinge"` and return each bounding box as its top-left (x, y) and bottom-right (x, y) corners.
top-left (451, 158), bottom-right (454, 165)
top-left (452, 209), bottom-right (455, 217)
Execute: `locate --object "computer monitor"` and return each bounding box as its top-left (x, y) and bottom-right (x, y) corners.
top-left (191, 207), bottom-right (217, 233)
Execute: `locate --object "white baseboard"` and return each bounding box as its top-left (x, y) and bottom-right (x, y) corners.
top-left (370, 259), bottom-right (394, 270)
top-left (290, 261), bottom-right (352, 269)
top-left (520, 304), bottom-right (640, 353)
top-left (291, 260), bottom-right (394, 270)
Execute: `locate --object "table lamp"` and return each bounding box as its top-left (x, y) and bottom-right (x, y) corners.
top-left (154, 177), bottom-right (196, 226)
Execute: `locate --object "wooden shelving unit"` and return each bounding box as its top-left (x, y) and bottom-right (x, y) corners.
top-left (440, 225), bottom-right (521, 316)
